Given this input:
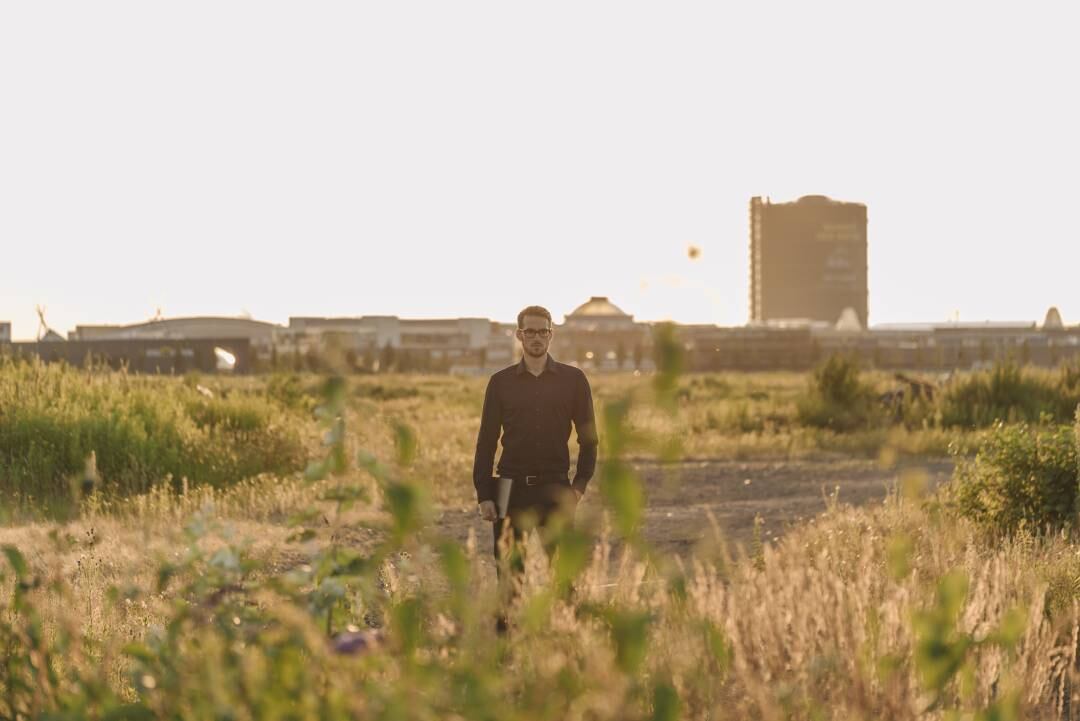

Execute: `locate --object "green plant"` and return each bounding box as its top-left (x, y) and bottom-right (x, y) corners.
top-left (796, 354), bottom-right (883, 432)
top-left (0, 359), bottom-right (307, 506)
top-left (939, 361), bottom-right (1080, 428)
top-left (947, 420), bottom-right (1079, 535)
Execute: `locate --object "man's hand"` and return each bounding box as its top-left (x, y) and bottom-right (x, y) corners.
top-left (478, 500), bottom-right (497, 522)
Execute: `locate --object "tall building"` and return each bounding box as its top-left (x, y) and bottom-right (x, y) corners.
top-left (749, 195), bottom-right (868, 327)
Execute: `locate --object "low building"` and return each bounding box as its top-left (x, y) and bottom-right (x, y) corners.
top-left (284, 316), bottom-right (516, 374)
top-left (70, 317), bottom-right (280, 366)
top-left (553, 297), bottom-right (654, 371)
top-left (4, 337), bottom-right (252, 373)
top-left (679, 308), bottom-right (1080, 372)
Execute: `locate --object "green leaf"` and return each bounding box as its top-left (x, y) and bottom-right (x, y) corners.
top-left (320, 375), bottom-right (347, 406)
top-left (652, 682), bottom-right (681, 721)
top-left (886, 533), bottom-right (914, 580)
top-left (437, 542), bottom-right (468, 595)
top-left (2, 545), bottom-right (28, 580)
top-left (651, 322), bottom-right (684, 411)
top-left (357, 450), bottom-right (391, 481)
top-left (587, 607), bottom-right (653, 674)
top-left (121, 643), bottom-right (158, 663)
top-left (287, 508), bottom-right (322, 527)
top-left (522, 590), bottom-right (554, 633)
top-left (601, 462), bottom-right (643, 539)
top-left (385, 480), bottom-right (424, 541)
top-left (286, 529), bottom-right (318, 544)
top-left (392, 598), bottom-right (424, 656)
top-left (156, 563), bottom-right (177, 593)
top-left (913, 571), bottom-right (971, 693)
top-left (101, 704), bottom-right (155, 721)
top-left (304, 459), bottom-right (328, 482)
top-left (552, 526), bottom-right (591, 595)
top-left (320, 483), bottom-right (369, 508)
top-left (702, 621), bottom-right (733, 672)
top-left (392, 420), bottom-right (418, 467)
top-left (986, 606), bottom-right (1027, 651)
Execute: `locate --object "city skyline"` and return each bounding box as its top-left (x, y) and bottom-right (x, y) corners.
top-left (3, 2), bottom-right (1078, 341)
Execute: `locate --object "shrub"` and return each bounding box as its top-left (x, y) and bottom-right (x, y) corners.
top-left (939, 362), bottom-right (1080, 428)
top-left (353, 382), bottom-right (421, 401)
top-left (0, 360), bottom-right (307, 503)
top-left (947, 420), bottom-right (1079, 535)
top-left (796, 354), bottom-right (883, 432)
top-left (266, 372), bottom-right (315, 410)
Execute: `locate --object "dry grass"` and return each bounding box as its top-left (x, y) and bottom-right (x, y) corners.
top-left (3, 365), bottom-right (1077, 719)
top-left (4, 474), bottom-right (1080, 719)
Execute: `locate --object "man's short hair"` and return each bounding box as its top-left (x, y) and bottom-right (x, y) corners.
top-left (517, 305), bottom-right (552, 329)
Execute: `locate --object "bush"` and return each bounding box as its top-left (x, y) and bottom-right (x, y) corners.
top-left (796, 354), bottom-right (883, 432)
top-left (939, 362), bottom-right (1080, 428)
top-left (947, 419), bottom-right (1079, 535)
top-left (353, 382), bottom-right (421, 401)
top-left (0, 360), bottom-right (307, 503)
top-left (266, 372), bottom-right (314, 410)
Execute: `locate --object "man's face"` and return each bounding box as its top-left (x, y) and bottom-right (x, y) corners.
top-left (516, 315), bottom-right (553, 359)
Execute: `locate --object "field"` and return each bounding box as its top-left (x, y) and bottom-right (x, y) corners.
top-left (3, 355), bottom-right (1080, 719)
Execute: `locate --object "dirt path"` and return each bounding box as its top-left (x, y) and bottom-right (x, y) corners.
top-left (433, 458), bottom-right (954, 560)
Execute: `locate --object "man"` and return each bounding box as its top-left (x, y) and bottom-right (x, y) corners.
top-left (472, 305), bottom-right (599, 588)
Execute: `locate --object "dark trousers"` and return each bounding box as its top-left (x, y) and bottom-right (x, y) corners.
top-left (491, 479), bottom-right (578, 627)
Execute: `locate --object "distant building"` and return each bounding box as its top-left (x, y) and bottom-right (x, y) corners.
top-left (553, 297), bottom-right (654, 371)
top-left (750, 195), bottom-right (868, 328)
top-left (680, 306), bottom-right (1080, 372)
top-left (4, 337), bottom-right (252, 373)
top-left (10, 296), bottom-right (1076, 376)
top-left (70, 316), bottom-right (281, 366)
top-left (285, 316), bottom-right (516, 374)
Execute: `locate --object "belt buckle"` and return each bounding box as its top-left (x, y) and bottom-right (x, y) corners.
top-left (525, 475), bottom-right (539, 486)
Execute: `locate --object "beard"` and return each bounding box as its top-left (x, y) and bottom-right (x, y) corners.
top-left (523, 342), bottom-right (547, 358)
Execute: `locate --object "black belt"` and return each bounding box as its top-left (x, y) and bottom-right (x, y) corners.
top-left (501, 472), bottom-right (568, 487)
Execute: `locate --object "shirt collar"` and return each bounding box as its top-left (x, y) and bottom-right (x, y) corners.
top-left (515, 353), bottom-right (559, 375)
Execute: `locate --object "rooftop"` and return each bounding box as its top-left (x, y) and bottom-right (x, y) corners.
top-left (566, 296), bottom-right (632, 319)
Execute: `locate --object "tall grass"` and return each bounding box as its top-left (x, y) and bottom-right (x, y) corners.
top-left (939, 362), bottom-right (1080, 428)
top-left (3, 455), bottom-right (1080, 718)
top-left (0, 359), bottom-right (308, 506)
top-left (796, 354), bottom-right (884, 432)
top-left (3, 354), bottom-right (1080, 717)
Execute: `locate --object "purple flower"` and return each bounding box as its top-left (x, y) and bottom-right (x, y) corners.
top-left (331, 629), bottom-right (384, 656)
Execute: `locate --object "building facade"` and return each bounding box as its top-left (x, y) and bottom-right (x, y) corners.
top-left (6, 299), bottom-right (1078, 375)
top-left (70, 317), bottom-right (278, 363)
top-left (550, 297), bottom-right (655, 372)
top-left (750, 195), bottom-right (869, 327)
top-left (283, 316), bottom-right (516, 374)
top-left (3, 338), bottom-right (253, 373)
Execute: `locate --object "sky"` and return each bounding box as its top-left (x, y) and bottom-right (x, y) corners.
top-left (1, 1), bottom-right (1078, 340)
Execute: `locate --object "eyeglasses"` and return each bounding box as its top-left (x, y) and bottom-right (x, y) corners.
top-left (519, 328), bottom-right (552, 339)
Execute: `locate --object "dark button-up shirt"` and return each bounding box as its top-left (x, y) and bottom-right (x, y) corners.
top-left (472, 354), bottom-right (598, 503)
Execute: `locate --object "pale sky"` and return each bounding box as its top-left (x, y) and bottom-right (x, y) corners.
top-left (2, 2), bottom-right (1077, 340)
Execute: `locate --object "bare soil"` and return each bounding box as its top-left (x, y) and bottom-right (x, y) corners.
top-left (434, 458), bottom-right (954, 561)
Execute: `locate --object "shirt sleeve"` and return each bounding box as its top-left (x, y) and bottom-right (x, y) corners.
top-left (472, 375), bottom-right (502, 503)
top-left (570, 371), bottom-right (599, 494)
